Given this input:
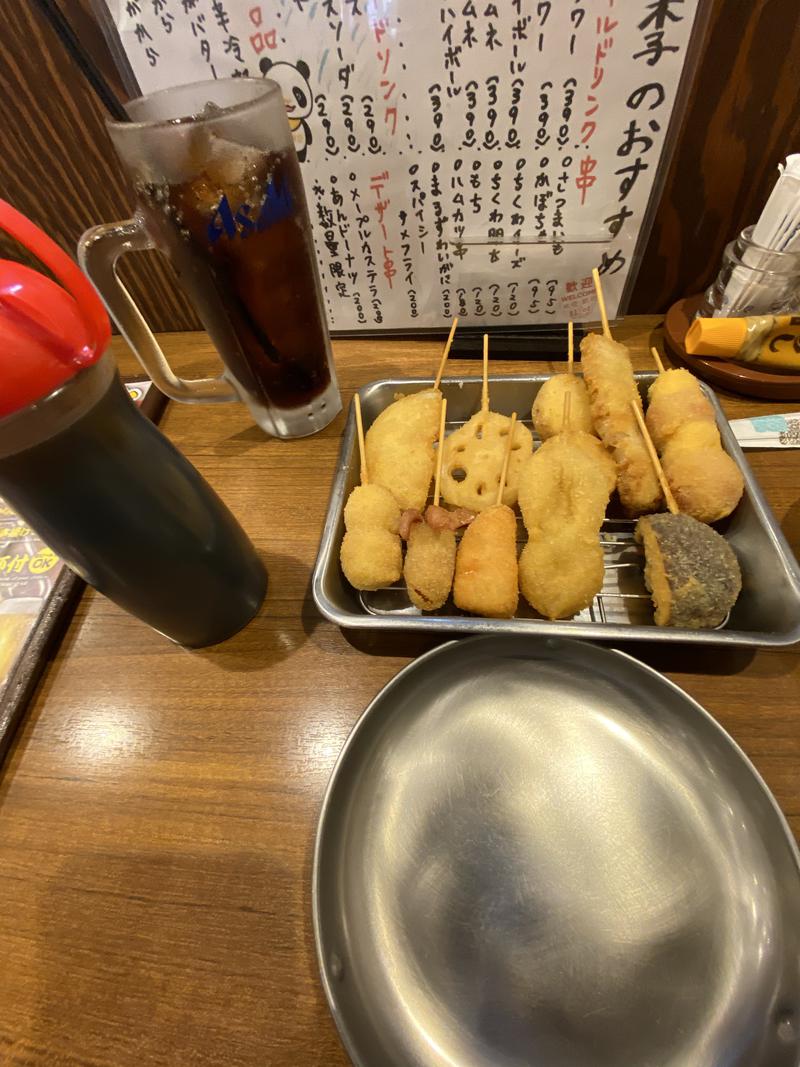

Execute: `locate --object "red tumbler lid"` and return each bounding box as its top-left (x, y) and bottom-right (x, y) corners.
top-left (0, 200), bottom-right (111, 418)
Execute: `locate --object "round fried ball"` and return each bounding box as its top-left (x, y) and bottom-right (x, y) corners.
top-left (344, 483), bottom-right (400, 532)
top-left (532, 375), bottom-right (594, 440)
top-left (340, 528), bottom-right (402, 591)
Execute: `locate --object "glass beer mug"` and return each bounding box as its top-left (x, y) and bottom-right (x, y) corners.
top-left (79, 78), bottom-right (341, 439)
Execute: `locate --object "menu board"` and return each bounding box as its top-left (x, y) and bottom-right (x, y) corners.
top-left (0, 512), bottom-right (63, 693)
top-left (100, 0), bottom-right (703, 329)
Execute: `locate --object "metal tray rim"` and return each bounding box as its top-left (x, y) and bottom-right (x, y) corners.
top-left (311, 634), bottom-right (800, 1067)
top-left (311, 373), bottom-right (800, 647)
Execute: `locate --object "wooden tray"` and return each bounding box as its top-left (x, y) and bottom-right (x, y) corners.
top-left (665, 295), bottom-right (800, 400)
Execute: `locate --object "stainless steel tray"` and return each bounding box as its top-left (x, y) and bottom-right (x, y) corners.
top-left (312, 373), bottom-right (800, 645)
top-left (313, 636), bottom-right (800, 1067)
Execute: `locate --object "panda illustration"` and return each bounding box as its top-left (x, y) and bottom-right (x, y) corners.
top-left (260, 57), bottom-right (313, 163)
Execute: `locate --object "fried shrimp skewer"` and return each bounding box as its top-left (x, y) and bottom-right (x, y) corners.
top-left (453, 413), bottom-right (520, 619)
top-left (645, 348), bottom-right (743, 523)
top-left (441, 335), bottom-right (532, 512)
top-left (532, 321), bottom-right (595, 440)
top-left (579, 269), bottom-right (662, 516)
top-left (365, 318), bottom-right (458, 511)
top-left (340, 394), bottom-right (403, 591)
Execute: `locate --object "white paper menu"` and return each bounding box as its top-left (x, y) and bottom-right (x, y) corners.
top-left (100, 0), bottom-right (702, 331)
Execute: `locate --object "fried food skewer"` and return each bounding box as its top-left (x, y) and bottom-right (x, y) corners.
top-left (340, 394), bottom-right (403, 591)
top-left (518, 397), bottom-right (617, 621)
top-left (632, 395), bottom-right (742, 627)
top-left (365, 318), bottom-right (458, 511)
top-left (482, 332), bottom-right (490, 415)
top-left (433, 397), bottom-right (447, 507)
top-left (434, 317), bottom-right (459, 390)
top-left (441, 335), bottom-right (533, 511)
top-left (592, 266), bottom-right (611, 339)
top-left (453, 413), bottom-right (519, 619)
top-left (402, 398), bottom-right (466, 612)
top-left (645, 348), bottom-right (744, 523)
top-left (532, 320), bottom-right (596, 440)
top-left (355, 387), bottom-right (368, 486)
top-left (496, 411), bottom-right (517, 507)
top-left (636, 513), bottom-right (742, 628)
top-left (630, 401), bottom-right (679, 515)
top-left (580, 272), bottom-right (662, 516)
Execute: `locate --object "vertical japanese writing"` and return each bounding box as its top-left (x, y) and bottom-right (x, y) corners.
top-left (370, 171), bottom-right (396, 290)
top-left (351, 176), bottom-right (382, 324)
top-left (599, 0), bottom-right (682, 278)
top-left (371, 15), bottom-right (400, 136)
top-left (107, 0), bottom-right (699, 329)
top-left (576, 3), bottom-right (617, 207)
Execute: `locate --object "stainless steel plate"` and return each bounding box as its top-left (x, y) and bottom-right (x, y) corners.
top-left (313, 636), bottom-right (800, 1067)
top-left (312, 374), bottom-right (800, 645)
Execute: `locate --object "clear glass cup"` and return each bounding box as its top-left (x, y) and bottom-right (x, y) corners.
top-left (698, 225), bottom-right (800, 317)
top-left (79, 78), bottom-right (340, 439)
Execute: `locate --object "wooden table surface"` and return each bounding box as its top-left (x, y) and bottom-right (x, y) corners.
top-left (0, 317), bottom-right (798, 1067)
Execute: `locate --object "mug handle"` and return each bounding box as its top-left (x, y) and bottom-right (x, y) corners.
top-left (78, 218), bottom-right (238, 403)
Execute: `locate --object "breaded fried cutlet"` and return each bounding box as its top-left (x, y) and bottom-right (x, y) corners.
top-left (518, 431), bottom-right (616, 619)
top-left (636, 513), bottom-right (741, 628)
top-left (453, 504), bottom-right (518, 618)
top-left (365, 389), bottom-right (442, 511)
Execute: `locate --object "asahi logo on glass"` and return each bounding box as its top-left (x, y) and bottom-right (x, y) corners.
top-left (207, 177), bottom-right (294, 244)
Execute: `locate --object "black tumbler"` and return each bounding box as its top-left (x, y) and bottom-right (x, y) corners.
top-left (0, 354), bottom-right (266, 646)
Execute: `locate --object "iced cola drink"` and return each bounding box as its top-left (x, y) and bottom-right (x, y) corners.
top-left (80, 79), bottom-right (340, 438)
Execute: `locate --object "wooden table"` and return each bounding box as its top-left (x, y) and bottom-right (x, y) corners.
top-left (0, 318), bottom-right (798, 1067)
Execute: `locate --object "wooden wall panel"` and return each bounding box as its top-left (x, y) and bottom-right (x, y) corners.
top-left (630, 0), bottom-right (800, 311)
top-left (0, 0), bottom-right (199, 333)
top-left (0, 0), bottom-right (798, 326)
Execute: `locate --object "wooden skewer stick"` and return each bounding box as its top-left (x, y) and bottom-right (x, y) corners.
top-left (650, 345), bottom-right (666, 374)
top-left (354, 393), bottom-right (368, 486)
top-left (567, 320), bottom-right (574, 376)
top-left (433, 397), bottom-right (447, 508)
top-left (496, 411), bottom-right (518, 507)
top-left (434, 317), bottom-right (459, 390)
top-left (561, 389), bottom-right (572, 433)
top-left (630, 400), bottom-right (679, 514)
top-left (592, 267), bottom-right (611, 339)
top-left (481, 333), bottom-right (490, 414)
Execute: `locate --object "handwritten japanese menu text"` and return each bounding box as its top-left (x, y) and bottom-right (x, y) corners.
top-left (104, 0), bottom-right (700, 328)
